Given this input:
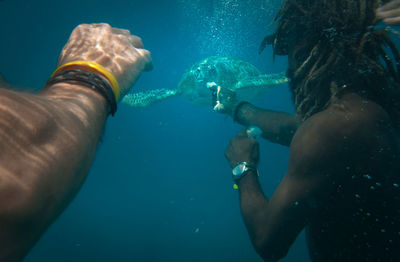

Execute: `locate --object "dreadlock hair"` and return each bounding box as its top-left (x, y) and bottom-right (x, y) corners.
top-left (260, 0), bottom-right (400, 131)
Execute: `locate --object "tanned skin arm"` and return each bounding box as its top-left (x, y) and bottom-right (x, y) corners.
top-left (0, 84), bottom-right (108, 261)
top-left (0, 23), bottom-right (152, 261)
top-left (235, 103), bottom-right (300, 146)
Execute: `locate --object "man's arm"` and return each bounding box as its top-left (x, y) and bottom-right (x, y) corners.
top-left (0, 84), bottom-right (109, 261)
top-left (235, 103), bottom-right (299, 146)
top-left (0, 23), bottom-right (152, 261)
top-left (226, 109), bottom-right (353, 261)
top-left (212, 87), bottom-right (299, 146)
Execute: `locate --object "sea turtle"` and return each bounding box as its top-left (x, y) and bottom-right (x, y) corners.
top-left (121, 56), bottom-right (288, 108)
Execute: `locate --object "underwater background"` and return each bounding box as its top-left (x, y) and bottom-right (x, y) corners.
top-left (0, 0), bottom-right (310, 261)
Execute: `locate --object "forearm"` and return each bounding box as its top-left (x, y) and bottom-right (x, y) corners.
top-left (235, 103), bottom-right (299, 146)
top-left (237, 171), bottom-right (270, 250)
top-left (0, 83), bottom-right (108, 260)
top-left (238, 172), bottom-right (287, 262)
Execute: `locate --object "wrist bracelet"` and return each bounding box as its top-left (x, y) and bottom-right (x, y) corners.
top-left (233, 101), bottom-right (251, 122)
top-left (51, 61), bottom-right (120, 102)
top-left (45, 69), bottom-right (117, 116)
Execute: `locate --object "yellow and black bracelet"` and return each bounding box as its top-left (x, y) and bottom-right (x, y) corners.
top-left (46, 69), bottom-right (117, 115)
top-left (45, 61), bottom-right (120, 116)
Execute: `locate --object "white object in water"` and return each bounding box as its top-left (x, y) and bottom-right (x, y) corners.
top-left (246, 126), bottom-right (262, 138)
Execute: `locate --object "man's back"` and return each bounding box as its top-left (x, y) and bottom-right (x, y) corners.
top-left (304, 93), bottom-right (400, 261)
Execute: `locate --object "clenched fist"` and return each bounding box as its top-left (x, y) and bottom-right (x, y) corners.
top-left (58, 23), bottom-right (153, 100)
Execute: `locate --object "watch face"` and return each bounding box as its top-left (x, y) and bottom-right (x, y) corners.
top-left (232, 163), bottom-right (247, 176)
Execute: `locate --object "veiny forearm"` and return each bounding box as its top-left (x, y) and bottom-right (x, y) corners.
top-left (0, 84), bottom-right (108, 261)
top-left (236, 103), bottom-right (299, 146)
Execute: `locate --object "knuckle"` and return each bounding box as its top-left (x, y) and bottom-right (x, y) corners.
top-left (74, 24), bottom-right (88, 32)
top-left (139, 49), bottom-right (151, 59)
top-left (76, 23), bottom-right (87, 28)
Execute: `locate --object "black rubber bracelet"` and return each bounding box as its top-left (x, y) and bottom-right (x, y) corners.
top-left (233, 101), bottom-right (251, 122)
top-left (45, 69), bottom-right (117, 116)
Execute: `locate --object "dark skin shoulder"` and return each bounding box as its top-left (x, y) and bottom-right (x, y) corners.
top-left (228, 92), bottom-right (400, 261)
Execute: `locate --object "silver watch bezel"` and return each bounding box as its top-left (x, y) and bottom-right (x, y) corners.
top-left (232, 162), bottom-right (255, 181)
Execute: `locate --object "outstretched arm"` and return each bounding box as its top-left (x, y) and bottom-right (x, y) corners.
top-left (211, 87), bottom-right (299, 147)
top-left (0, 23), bottom-right (152, 261)
top-left (235, 103), bottom-right (299, 146)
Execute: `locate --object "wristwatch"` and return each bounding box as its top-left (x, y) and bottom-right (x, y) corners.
top-left (232, 162), bottom-right (256, 181)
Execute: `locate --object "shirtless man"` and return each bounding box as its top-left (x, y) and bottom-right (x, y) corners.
top-left (222, 1), bottom-right (400, 261)
top-left (0, 23), bottom-right (152, 261)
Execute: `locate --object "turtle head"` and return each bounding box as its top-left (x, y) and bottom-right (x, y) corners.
top-left (177, 66), bottom-right (219, 106)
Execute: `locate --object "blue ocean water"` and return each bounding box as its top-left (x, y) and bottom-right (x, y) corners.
top-left (0, 0), bottom-right (310, 261)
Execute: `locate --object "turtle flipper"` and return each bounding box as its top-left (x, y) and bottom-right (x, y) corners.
top-left (233, 72), bottom-right (289, 101)
top-left (235, 72), bottom-right (289, 90)
top-left (122, 89), bottom-right (178, 108)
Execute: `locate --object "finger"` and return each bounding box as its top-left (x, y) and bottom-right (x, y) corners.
top-left (91, 23), bottom-right (111, 28)
top-left (376, 8), bottom-right (400, 19)
top-left (384, 16), bottom-right (400, 25)
top-left (129, 35), bottom-right (144, 49)
top-left (377, 0), bottom-right (400, 12)
top-left (237, 129), bottom-right (248, 138)
top-left (112, 28), bottom-right (131, 36)
top-left (110, 27), bottom-right (144, 48)
top-left (137, 49), bottom-right (154, 71)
